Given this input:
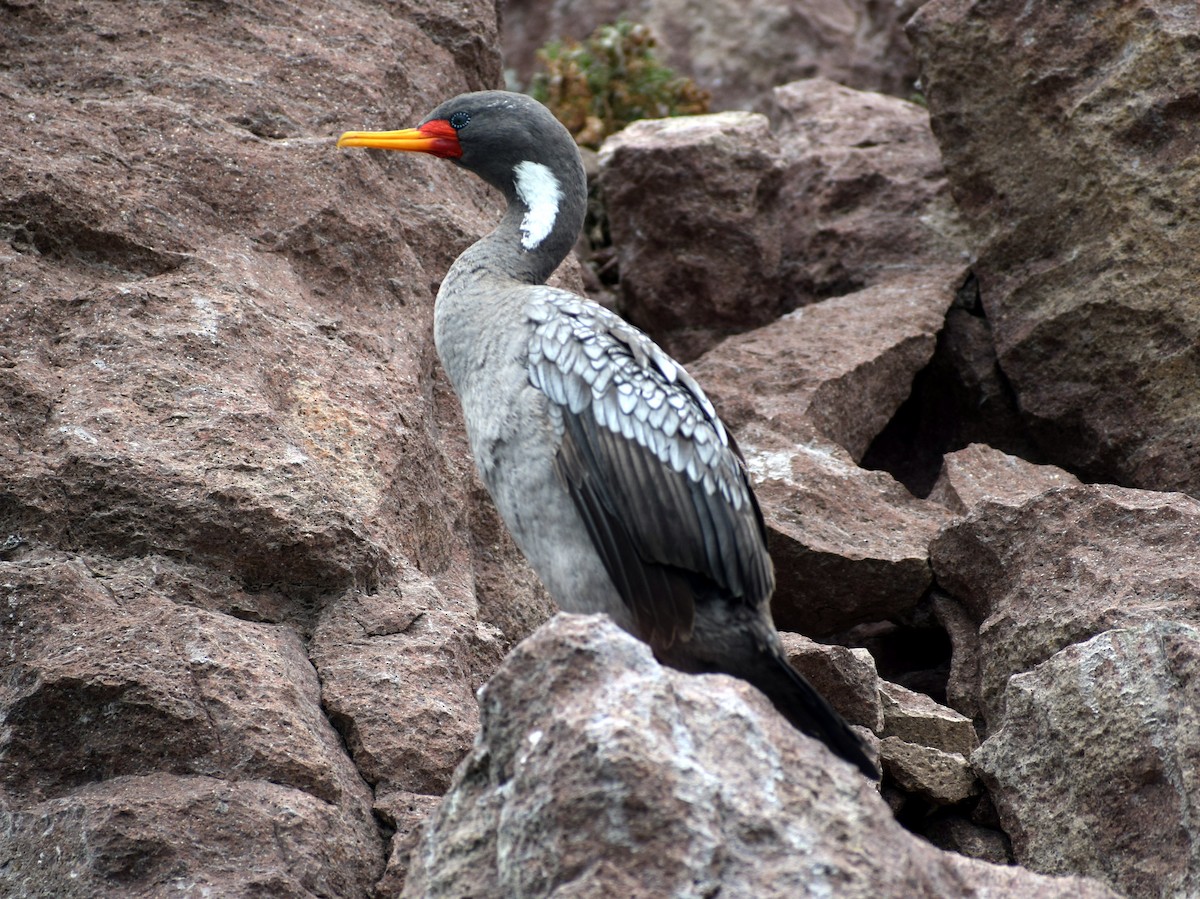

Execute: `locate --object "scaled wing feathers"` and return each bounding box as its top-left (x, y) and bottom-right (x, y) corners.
top-left (526, 290), bottom-right (774, 649)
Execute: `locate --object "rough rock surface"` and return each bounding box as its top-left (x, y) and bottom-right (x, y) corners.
top-left (909, 0), bottom-right (1200, 494)
top-left (0, 1), bottom-right (549, 894)
top-left (928, 443), bottom-right (1081, 515)
top-left (771, 78), bottom-right (968, 305)
top-left (2, 774), bottom-right (380, 897)
top-left (881, 737), bottom-right (978, 806)
top-left (598, 111), bottom-right (783, 361)
top-left (736, 422), bottom-right (950, 636)
top-left (780, 631), bottom-right (883, 733)
top-left (403, 614), bottom-right (1120, 899)
top-left (691, 265), bottom-right (964, 461)
top-left (859, 280), bottom-right (1042, 497)
top-left (932, 482), bottom-right (1200, 897)
top-left (975, 622), bottom-right (1200, 899)
top-left (501, 0), bottom-right (924, 111)
top-left (931, 484), bottom-right (1200, 721)
top-left (880, 680), bottom-right (977, 758)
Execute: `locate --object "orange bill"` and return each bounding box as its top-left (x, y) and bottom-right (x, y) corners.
top-left (336, 120), bottom-right (461, 158)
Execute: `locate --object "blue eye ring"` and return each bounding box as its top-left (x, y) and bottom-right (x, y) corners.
top-left (449, 111), bottom-right (471, 130)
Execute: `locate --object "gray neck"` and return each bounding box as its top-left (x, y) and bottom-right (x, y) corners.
top-left (445, 158), bottom-right (588, 289)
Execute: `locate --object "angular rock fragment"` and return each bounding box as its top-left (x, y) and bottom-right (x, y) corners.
top-left (975, 622), bottom-right (1200, 899)
top-left (599, 111), bottom-right (784, 360)
top-left (931, 484), bottom-right (1200, 719)
top-left (879, 680), bottom-right (977, 757)
top-left (928, 443), bottom-right (1080, 515)
top-left (691, 267), bottom-right (964, 462)
top-left (737, 423), bottom-right (950, 635)
top-left (881, 737), bottom-right (978, 806)
top-left (780, 631), bottom-right (883, 733)
top-left (772, 78), bottom-right (968, 305)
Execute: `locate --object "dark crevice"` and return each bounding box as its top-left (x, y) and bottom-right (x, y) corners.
top-left (860, 273), bottom-right (1044, 497)
top-left (831, 593), bottom-right (953, 705)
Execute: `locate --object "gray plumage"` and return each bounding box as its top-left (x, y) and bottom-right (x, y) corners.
top-left (341, 90), bottom-right (878, 778)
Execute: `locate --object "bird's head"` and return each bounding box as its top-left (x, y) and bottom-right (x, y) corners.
top-left (337, 90), bottom-right (583, 208)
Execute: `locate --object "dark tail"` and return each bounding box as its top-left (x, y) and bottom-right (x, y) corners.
top-left (742, 649), bottom-right (879, 780)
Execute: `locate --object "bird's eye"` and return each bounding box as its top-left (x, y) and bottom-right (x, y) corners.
top-left (449, 111), bottom-right (471, 130)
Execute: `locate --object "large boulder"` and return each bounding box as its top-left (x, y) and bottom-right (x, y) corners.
top-left (975, 622), bottom-right (1200, 899)
top-left (599, 112), bottom-right (784, 361)
top-left (908, 0), bottom-right (1200, 494)
top-left (402, 614), bottom-right (1121, 899)
top-left (0, 1), bottom-right (550, 894)
top-left (931, 484), bottom-right (1200, 720)
top-left (771, 78), bottom-right (967, 306)
top-left (931, 483), bottom-right (1200, 897)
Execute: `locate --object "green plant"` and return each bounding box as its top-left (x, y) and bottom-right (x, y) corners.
top-left (529, 20), bottom-right (710, 149)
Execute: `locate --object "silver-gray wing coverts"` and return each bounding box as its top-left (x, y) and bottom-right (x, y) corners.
top-left (526, 289), bottom-right (774, 648)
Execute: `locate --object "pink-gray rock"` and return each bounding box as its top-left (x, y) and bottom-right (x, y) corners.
top-left (931, 484), bottom-right (1200, 721)
top-left (402, 613), bottom-right (1121, 899)
top-left (0, 556), bottom-right (383, 895)
top-left (771, 78), bottom-right (968, 305)
top-left (309, 581), bottom-right (507, 796)
top-left (881, 737), bottom-right (979, 806)
top-left (879, 680), bottom-right (977, 757)
top-left (374, 789), bottom-right (444, 896)
top-left (0, 1), bottom-right (550, 895)
top-left (736, 422), bottom-right (951, 635)
top-left (780, 631), bottom-right (883, 733)
top-left (502, 0), bottom-right (924, 112)
top-left (974, 622), bottom-right (1200, 899)
top-left (908, 0), bottom-right (1200, 494)
top-left (928, 443), bottom-right (1081, 515)
top-left (930, 590), bottom-right (985, 720)
top-left (858, 284), bottom-right (1042, 498)
top-left (690, 266), bottom-right (965, 461)
top-left (598, 111), bottom-right (783, 361)
top-left (925, 816), bottom-right (1011, 866)
top-left (0, 556), bottom-right (373, 812)
top-left (1, 774), bottom-right (382, 898)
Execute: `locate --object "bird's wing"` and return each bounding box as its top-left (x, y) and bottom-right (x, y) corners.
top-left (526, 290), bottom-right (774, 650)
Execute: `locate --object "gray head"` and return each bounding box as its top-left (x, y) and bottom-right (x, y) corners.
top-left (339, 90), bottom-right (588, 280)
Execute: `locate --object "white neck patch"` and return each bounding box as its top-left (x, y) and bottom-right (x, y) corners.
top-left (513, 160), bottom-right (562, 251)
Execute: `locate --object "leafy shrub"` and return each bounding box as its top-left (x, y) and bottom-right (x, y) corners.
top-left (529, 20), bottom-right (710, 149)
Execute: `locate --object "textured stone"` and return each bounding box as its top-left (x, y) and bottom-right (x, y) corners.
top-left (0, 2), bottom-right (545, 895)
top-left (925, 816), bottom-right (1011, 866)
top-left (975, 623), bottom-right (1200, 899)
top-left (737, 423), bottom-right (950, 636)
top-left (772, 78), bottom-right (968, 305)
top-left (599, 112), bottom-right (783, 361)
top-left (403, 614), bottom-right (1120, 899)
top-left (909, 0), bottom-right (1200, 494)
top-left (309, 581), bottom-right (507, 796)
top-left (690, 266), bottom-right (963, 461)
top-left (502, 0), bottom-right (924, 111)
top-left (374, 789), bottom-right (443, 896)
top-left (930, 590), bottom-right (985, 720)
top-left (858, 282), bottom-right (1041, 498)
top-left (879, 680), bottom-right (978, 757)
top-left (0, 556), bottom-right (372, 813)
top-left (881, 737), bottom-right (979, 806)
top-left (779, 631), bottom-right (883, 733)
top-left (928, 443), bottom-right (1081, 515)
top-left (931, 484), bottom-right (1200, 720)
top-left (0, 774), bottom-right (381, 898)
